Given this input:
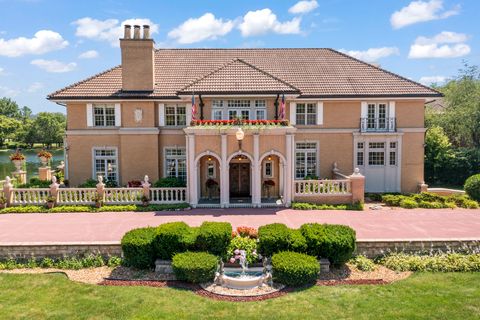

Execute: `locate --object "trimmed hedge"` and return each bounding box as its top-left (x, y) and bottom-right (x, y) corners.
top-left (0, 203), bottom-right (190, 214)
top-left (381, 192), bottom-right (479, 209)
top-left (195, 221), bottom-right (232, 256)
top-left (257, 223), bottom-right (307, 257)
top-left (121, 227), bottom-right (158, 269)
top-left (464, 174), bottom-right (480, 202)
top-left (291, 202), bottom-right (364, 211)
top-left (271, 251), bottom-right (319, 287)
top-left (172, 251), bottom-right (218, 283)
top-left (379, 253), bottom-right (480, 272)
top-left (154, 222), bottom-right (194, 260)
top-left (300, 223), bottom-right (356, 265)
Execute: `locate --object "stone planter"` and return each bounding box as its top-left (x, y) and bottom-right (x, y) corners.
top-left (12, 160), bottom-right (24, 171)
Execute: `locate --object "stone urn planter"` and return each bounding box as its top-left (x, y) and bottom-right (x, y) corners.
top-left (12, 159), bottom-right (24, 171)
top-left (39, 156), bottom-right (48, 167)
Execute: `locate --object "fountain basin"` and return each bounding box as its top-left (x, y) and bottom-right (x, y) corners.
top-left (220, 267), bottom-right (267, 290)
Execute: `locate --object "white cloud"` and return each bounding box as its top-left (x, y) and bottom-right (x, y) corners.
top-left (0, 67), bottom-right (5, 75)
top-left (239, 8), bottom-right (301, 37)
top-left (289, 1), bottom-right (318, 14)
top-left (0, 85), bottom-right (20, 97)
top-left (31, 59), bottom-right (77, 73)
top-left (27, 82), bottom-right (44, 93)
top-left (78, 50), bottom-right (99, 59)
top-left (73, 17), bottom-right (159, 47)
top-left (339, 47), bottom-right (400, 62)
top-left (408, 31), bottom-right (470, 58)
top-left (0, 30), bottom-right (68, 57)
top-left (391, 0), bottom-right (460, 29)
top-left (168, 13), bottom-right (234, 44)
top-left (419, 75), bottom-right (447, 85)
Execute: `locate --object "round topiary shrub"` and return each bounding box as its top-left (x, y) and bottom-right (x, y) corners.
top-left (121, 227), bottom-right (158, 269)
top-left (464, 174), bottom-right (480, 202)
top-left (271, 251), bottom-right (319, 287)
top-left (258, 223), bottom-right (307, 256)
top-left (300, 223), bottom-right (356, 266)
top-left (400, 198), bottom-right (419, 209)
top-left (195, 221), bottom-right (232, 256)
top-left (154, 222), bottom-right (195, 260)
top-left (172, 251), bottom-right (218, 283)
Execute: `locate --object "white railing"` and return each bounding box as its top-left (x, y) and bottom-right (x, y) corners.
top-left (104, 188), bottom-right (143, 204)
top-left (360, 117), bottom-right (396, 132)
top-left (57, 188), bottom-right (96, 205)
top-left (150, 188), bottom-right (187, 203)
top-left (11, 188), bottom-right (50, 205)
top-left (294, 180), bottom-right (351, 196)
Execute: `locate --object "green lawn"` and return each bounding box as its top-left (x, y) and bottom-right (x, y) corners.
top-left (0, 273), bottom-right (479, 319)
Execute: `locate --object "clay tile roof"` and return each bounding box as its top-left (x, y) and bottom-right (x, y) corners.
top-left (48, 48), bottom-right (441, 100)
top-left (178, 58), bottom-right (299, 95)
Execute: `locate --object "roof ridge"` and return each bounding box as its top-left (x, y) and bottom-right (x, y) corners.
top-left (47, 65), bottom-right (121, 99)
top-left (327, 48), bottom-right (442, 96)
top-left (179, 58), bottom-right (299, 93)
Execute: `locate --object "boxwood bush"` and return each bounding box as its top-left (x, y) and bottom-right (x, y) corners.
top-left (464, 174), bottom-right (480, 202)
top-left (300, 223), bottom-right (356, 265)
top-left (121, 227), bottom-right (158, 269)
top-left (379, 253), bottom-right (480, 272)
top-left (154, 222), bottom-right (195, 260)
top-left (195, 221), bottom-right (232, 256)
top-left (271, 251), bottom-right (319, 287)
top-left (172, 251), bottom-right (218, 283)
top-left (258, 223), bottom-right (307, 257)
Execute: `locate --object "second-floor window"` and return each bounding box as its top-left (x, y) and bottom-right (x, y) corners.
top-left (165, 104), bottom-right (186, 126)
top-left (211, 99), bottom-right (266, 120)
top-left (367, 103), bottom-right (387, 130)
top-left (94, 105), bottom-right (116, 127)
top-left (296, 103), bottom-right (316, 125)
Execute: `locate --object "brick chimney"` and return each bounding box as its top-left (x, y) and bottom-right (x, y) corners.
top-left (120, 24), bottom-right (155, 92)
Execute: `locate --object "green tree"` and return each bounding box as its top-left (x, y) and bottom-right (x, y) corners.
top-left (424, 126), bottom-right (454, 184)
top-left (0, 97), bottom-right (21, 118)
top-left (15, 119), bottom-right (38, 148)
top-left (19, 106), bottom-right (32, 122)
top-left (0, 115), bottom-right (21, 147)
top-left (32, 112), bottom-right (66, 147)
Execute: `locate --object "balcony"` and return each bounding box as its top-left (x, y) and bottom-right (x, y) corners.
top-left (189, 119), bottom-right (290, 128)
top-left (360, 117), bottom-right (396, 132)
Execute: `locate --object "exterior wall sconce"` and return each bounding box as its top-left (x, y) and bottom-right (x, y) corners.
top-left (236, 127), bottom-right (245, 150)
top-left (267, 155), bottom-right (272, 161)
top-left (207, 156), bottom-right (212, 161)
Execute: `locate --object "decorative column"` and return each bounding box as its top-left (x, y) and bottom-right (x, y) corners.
top-left (39, 167), bottom-right (52, 181)
top-left (251, 134), bottom-right (261, 206)
top-left (220, 133), bottom-right (229, 207)
top-left (285, 133), bottom-right (294, 206)
top-left (349, 168), bottom-right (365, 204)
top-left (186, 134), bottom-right (197, 206)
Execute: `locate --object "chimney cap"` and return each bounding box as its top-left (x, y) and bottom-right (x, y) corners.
top-left (133, 25), bottom-right (141, 28)
top-left (143, 25), bottom-right (150, 28)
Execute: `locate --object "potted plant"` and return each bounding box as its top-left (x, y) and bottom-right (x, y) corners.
top-left (9, 151), bottom-right (26, 171)
top-left (94, 194), bottom-right (104, 208)
top-left (205, 178), bottom-right (218, 200)
top-left (37, 150), bottom-right (53, 167)
top-left (46, 195), bottom-right (56, 209)
top-left (263, 180), bottom-right (275, 199)
top-left (0, 195), bottom-right (7, 209)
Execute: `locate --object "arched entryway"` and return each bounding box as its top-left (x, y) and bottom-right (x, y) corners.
top-left (259, 151), bottom-right (286, 204)
top-left (229, 154), bottom-right (251, 203)
top-left (195, 151), bottom-right (221, 205)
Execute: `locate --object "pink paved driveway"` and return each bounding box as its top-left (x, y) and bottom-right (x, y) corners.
top-left (0, 207), bottom-right (479, 244)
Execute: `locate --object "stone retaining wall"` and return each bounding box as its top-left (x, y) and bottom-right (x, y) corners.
top-left (1, 239), bottom-right (479, 260)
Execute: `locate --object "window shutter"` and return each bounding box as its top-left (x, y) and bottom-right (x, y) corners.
top-left (389, 101), bottom-right (395, 118)
top-left (114, 103), bottom-right (121, 127)
top-left (361, 102), bottom-right (368, 118)
top-left (86, 103), bottom-right (93, 127)
top-left (159, 103), bottom-right (165, 126)
top-left (290, 102), bottom-right (296, 125)
top-left (316, 101), bottom-right (323, 125)
top-left (186, 103), bottom-right (192, 124)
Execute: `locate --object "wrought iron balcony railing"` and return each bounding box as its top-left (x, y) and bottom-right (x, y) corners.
top-left (360, 117), bottom-right (396, 132)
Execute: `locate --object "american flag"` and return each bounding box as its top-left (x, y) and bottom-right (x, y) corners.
top-left (279, 94), bottom-right (286, 119)
top-left (191, 94), bottom-right (197, 120)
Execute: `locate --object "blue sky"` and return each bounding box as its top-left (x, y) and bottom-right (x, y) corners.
top-left (0, 0), bottom-right (478, 113)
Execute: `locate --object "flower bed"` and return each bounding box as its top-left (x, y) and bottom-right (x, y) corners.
top-left (189, 119), bottom-right (290, 127)
top-left (0, 203), bottom-right (190, 214)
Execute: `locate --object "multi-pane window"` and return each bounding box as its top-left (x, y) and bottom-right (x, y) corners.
top-left (389, 142), bottom-right (397, 166)
top-left (165, 148), bottom-right (187, 182)
top-left (296, 103), bottom-right (316, 125)
top-left (93, 148), bottom-right (117, 182)
top-left (227, 100), bottom-right (250, 108)
top-left (263, 161), bottom-right (273, 178)
top-left (212, 100), bottom-right (224, 108)
top-left (212, 109), bottom-right (223, 120)
top-left (357, 142), bottom-right (364, 166)
top-left (211, 100), bottom-right (266, 120)
top-left (295, 142), bottom-right (317, 179)
top-left (165, 104), bottom-right (186, 126)
top-left (256, 109), bottom-right (266, 120)
top-left (255, 100), bottom-right (266, 108)
top-left (367, 103), bottom-right (387, 129)
top-left (229, 109), bottom-right (250, 120)
top-left (368, 142), bottom-right (385, 166)
top-left (93, 105), bottom-right (116, 127)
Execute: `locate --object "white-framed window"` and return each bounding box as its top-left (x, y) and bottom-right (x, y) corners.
top-left (212, 109), bottom-right (223, 120)
top-left (164, 148), bottom-right (187, 181)
top-left (229, 109), bottom-right (250, 120)
top-left (296, 103), bottom-right (316, 125)
top-left (255, 100), bottom-right (266, 108)
top-left (389, 142), bottom-right (397, 166)
top-left (227, 100), bottom-right (250, 108)
top-left (165, 104), bottom-right (186, 126)
top-left (356, 142), bottom-right (364, 166)
top-left (207, 162), bottom-right (216, 178)
top-left (93, 104), bottom-right (116, 127)
top-left (368, 142), bottom-right (385, 166)
top-left (367, 103), bottom-right (387, 130)
top-left (210, 99), bottom-right (266, 120)
top-left (295, 142), bottom-right (318, 179)
top-left (256, 109), bottom-right (266, 120)
top-left (263, 160), bottom-right (273, 178)
top-left (93, 148), bottom-right (118, 183)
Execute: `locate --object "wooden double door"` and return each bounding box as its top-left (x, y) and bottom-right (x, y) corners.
top-left (229, 162), bottom-right (251, 197)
